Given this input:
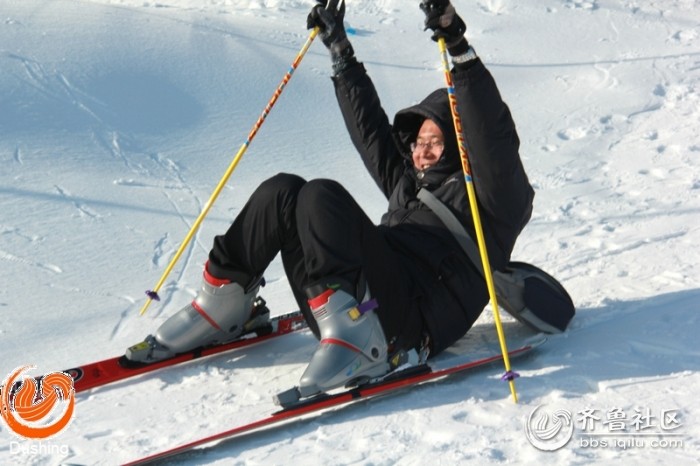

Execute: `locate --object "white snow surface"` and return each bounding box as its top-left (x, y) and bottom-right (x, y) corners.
top-left (1, 0), bottom-right (699, 464)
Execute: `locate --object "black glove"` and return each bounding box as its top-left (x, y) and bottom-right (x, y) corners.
top-left (307, 0), bottom-right (350, 56)
top-left (420, 0), bottom-right (469, 56)
top-left (307, 0), bottom-right (356, 74)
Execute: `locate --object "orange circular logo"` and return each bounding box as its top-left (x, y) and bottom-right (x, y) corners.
top-left (1, 366), bottom-right (75, 439)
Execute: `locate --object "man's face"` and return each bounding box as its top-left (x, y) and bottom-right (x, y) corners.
top-left (411, 119), bottom-right (445, 170)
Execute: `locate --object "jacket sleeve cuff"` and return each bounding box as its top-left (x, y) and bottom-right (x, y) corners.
top-left (453, 51), bottom-right (482, 73)
top-left (331, 44), bottom-right (358, 76)
top-left (331, 60), bottom-right (366, 84)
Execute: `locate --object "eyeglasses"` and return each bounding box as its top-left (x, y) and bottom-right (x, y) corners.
top-left (410, 139), bottom-right (444, 153)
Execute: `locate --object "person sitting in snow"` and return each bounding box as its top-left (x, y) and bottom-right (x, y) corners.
top-left (127, 0), bottom-right (534, 402)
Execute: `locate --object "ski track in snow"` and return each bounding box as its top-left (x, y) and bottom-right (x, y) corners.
top-left (54, 184), bottom-right (102, 220)
top-left (1, 0), bottom-right (700, 464)
top-left (0, 248), bottom-right (63, 275)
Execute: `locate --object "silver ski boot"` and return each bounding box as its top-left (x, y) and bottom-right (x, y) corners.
top-left (294, 287), bottom-right (390, 399)
top-left (126, 268), bottom-right (265, 363)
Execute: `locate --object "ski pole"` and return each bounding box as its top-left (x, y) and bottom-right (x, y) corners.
top-left (139, 27), bottom-right (320, 316)
top-left (435, 37), bottom-right (519, 403)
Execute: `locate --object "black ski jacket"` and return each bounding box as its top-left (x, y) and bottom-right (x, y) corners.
top-left (333, 59), bottom-right (534, 354)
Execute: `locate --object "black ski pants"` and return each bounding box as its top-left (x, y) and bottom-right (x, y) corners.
top-left (207, 173), bottom-right (423, 348)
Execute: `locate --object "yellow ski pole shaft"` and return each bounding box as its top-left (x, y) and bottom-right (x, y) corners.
top-left (139, 27), bottom-right (320, 316)
top-left (436, 37), bottom-right (518, 402)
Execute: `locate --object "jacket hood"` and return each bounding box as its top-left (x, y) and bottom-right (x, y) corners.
top-left (392, 88), bottom-right (461, 182)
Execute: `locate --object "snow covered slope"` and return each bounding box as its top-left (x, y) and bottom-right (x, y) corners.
top-left (1, 0), bottom-right (699, 464)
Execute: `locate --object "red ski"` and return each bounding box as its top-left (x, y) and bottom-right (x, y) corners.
top-left (124, 338), bottom-right (545, 466)
top-left (1, 308), bottom-right (307, 397)
top-left (68, 310), bottom-right (306, 393)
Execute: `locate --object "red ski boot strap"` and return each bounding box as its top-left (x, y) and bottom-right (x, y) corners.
top-left (308, 289), bottom-right (335, 310)
top-left (204, 262), bottom-right (232, 287)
